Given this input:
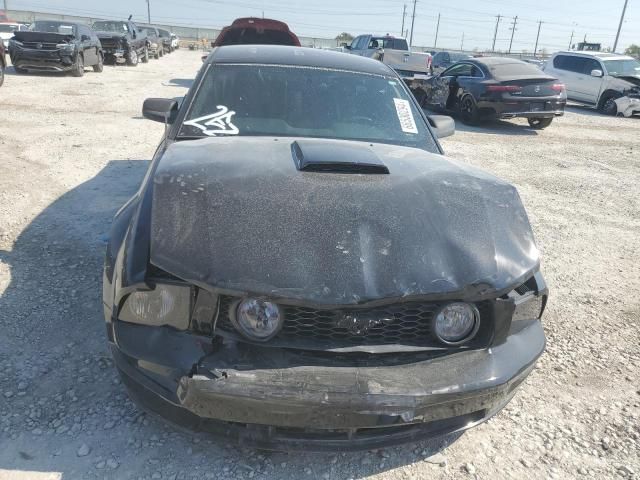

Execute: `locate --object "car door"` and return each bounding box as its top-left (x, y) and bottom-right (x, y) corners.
top-left (578, 57), bottom-right (605, 104)
top-left (563, 56), bottom-right (598, 103)
top-left (424, 63), bottom-right (473, 111)
top-left (78, 26), bottom-right (96, 65)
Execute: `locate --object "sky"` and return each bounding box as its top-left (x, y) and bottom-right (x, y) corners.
top-left (5, 0), bottom-right (639, 53)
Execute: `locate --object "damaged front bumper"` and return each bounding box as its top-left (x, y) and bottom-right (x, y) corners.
top-left (109, 317), bottom-right (545, 451)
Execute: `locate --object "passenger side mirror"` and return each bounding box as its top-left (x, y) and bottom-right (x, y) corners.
top-left (426, 114), bottom-right (455, 139)
top-left (142, 98), bottom-right (179, 124)
top-left (590, 69), bottom-right (603, 77)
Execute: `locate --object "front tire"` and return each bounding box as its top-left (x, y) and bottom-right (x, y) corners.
top-left (71, 54), bottom-right (85, 77)
top-left (159, 47), bottom-right (164, 57)
top-left (126, 49), bottom-right (138, 66)
top-left (459, 95), bottom-right (480, 125)
top-left (141, 47), bottom-right (149, 63)
top-left (93, 52), bottom-right (104, 72)
top-left (600, 95), bottom-right (620, 116)
top-left (528, 117), bottom-right (553, 129)
top-left (0, 64), bottom-right (4, 87)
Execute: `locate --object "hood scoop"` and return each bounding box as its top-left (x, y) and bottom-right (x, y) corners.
top-left (291, 140), bottom-right (389, 174)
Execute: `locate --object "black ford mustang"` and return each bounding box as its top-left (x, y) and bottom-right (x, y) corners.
top-left (104, 45), bottom-right (548, 451)
top-left (417, 56), bottom-right (566, 129)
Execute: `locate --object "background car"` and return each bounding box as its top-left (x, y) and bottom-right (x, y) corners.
top-left (9, 20), bottom-right (103, 76)
top-left (419, 57), bottom-right (566, 129)
top-left (139, 25), bottom-right (163, 58)
top-left (543, 51), bottom-right (640, 116)
top-left (157, 28), bottom-right (173, 53)
top-left (0, 22), bottom-right (28, 48)
top-left (212, 17), bottom-right (300, 47)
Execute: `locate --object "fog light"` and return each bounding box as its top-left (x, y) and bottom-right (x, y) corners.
top-left (433, 302), bottom-right (479, 345)
top-left (232, 298), bottom-right (283, 341)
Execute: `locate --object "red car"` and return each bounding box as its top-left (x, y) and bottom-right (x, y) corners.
top-left (212, 17), bottom-right (300, 47)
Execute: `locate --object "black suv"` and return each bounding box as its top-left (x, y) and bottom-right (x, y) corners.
top-left (92, 19), bottom-right (148, 66)
top-left (9, 20), bottom-right (103, 76)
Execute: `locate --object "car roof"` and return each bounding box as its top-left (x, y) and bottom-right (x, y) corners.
top-left (466, 56), bottom-right (528, 66)
top-left (208, 45), bottom-right (395, 76)
top-left (553, 50), bottom-right (632, 60)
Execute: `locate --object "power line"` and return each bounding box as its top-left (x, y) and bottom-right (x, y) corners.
top-left (146, 0), bottom-right (151, 23)
top-left (534, 20), bottom-right (543, 56)
top-left (409, 0), bottom-right (417, 47)
top-left (434, 13), bottom-right (440, 48)
top-left (401, 3), bottom-right (406, 37)
top-left (492, 14), bottom-right (501, 52)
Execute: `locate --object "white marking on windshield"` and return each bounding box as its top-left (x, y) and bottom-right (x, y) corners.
top-left (393, 98), bottom-right (418, 134)
top-left (183, 106), bottom-right (240, 136)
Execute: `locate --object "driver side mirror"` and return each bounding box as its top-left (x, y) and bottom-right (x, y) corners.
top-left (143, 98), bottom-right (178, 124)
top-left (590, 69), bottom-right (603, 77)
top-left (426, 114), bottom-right (455, 139)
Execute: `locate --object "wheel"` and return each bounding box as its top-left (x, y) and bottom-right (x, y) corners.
top-left (93, 52), bottom-right (104, 72)
top-left (154, 51), bottom-right (159, 60)
top-left (159, 47), bottom-right (164, 57)
top-left (141, 47), bottom-right (149, 63)
top-left (600, 95), bottom-right (619, 116)
top-left (71, 54), bottom-right (85, 77)
top-left (0, 65), bottom-right (4, 87)
top-left (126, 49), bottom-right (138, 66)
top-left (458, 95), bottom-right (480, 125)
top-left (528, 117), bottom-right (553, 129)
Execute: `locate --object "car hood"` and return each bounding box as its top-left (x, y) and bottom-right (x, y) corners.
top-left (612, 75), bottom-right (640, 87)
top-left (13, 31), bottom-right (75, 43)
top-left (149, 137), bottom-right (539, 305)
top-left (94, 31), bottom-right (127, 40)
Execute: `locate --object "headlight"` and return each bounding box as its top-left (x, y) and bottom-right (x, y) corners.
top-left (433, 302), bottom-right (480, 345)
top-left (512, 294), bottom-right (545, 322)
top-left (232, 298), bottom-right (283, 341)
top-left (56, 43), bottom-right (75, 52)
top-left (118, 284), bottom-right (192, 330)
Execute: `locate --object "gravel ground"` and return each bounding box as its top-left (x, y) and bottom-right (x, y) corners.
top-left (0, 50), bottom-right (638, 480)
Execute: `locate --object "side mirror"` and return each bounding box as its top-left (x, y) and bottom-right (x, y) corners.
top-left (343, 44), bottom-right (351, 50)
top-left (143, 98), bottom-right (178, 124)
top-left (426, 114), bottom-right (455, 139)
top-left (590, 69), bottom-right (603, 77)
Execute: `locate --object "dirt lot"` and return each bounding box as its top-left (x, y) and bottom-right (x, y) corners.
top-left (0, 50), bottom-right (638, 480)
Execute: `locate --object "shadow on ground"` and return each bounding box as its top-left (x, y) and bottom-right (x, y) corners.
top-left (0, 158), bottom-right (462, 478)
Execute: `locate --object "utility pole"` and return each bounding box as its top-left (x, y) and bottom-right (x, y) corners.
top-left (434, 13), bottom-right (440, 48)
top-left (508, 15), bottom-right (518, 54)
top-left (146, 0), bottom-right (151, 23)
top-left (3, 0), bottom-right (7, 13)
top-left (460, 32), bottom-right (465, 51)
top-left (409, 0), bottom-right (417, 47)
top-left (401, 4), bottom-right (407, 38)
top-left (534, 20), bottom-right (543, 57)
top-left (568, 30), bottom-right (574, 49)
top-left (613, 0), bottom-right (628, 53)
top-left (492, 15), bottom-right (501, 52)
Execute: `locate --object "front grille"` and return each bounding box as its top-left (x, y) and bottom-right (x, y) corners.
top-left (21, 42), bottom-right (58, 50)
top-left (99, 38), bottom-right (120, 49)
top-left (216, 296), bottom-right (491, 350)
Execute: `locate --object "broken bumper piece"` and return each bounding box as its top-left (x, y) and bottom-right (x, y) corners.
top-left (111, 319), bottom-right (544, 451)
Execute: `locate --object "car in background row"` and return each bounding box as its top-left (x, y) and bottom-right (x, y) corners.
top-left (170, 32), bottom-right (179, 50)
top-left (9, 20), bottom-right (103, 76)
top-left (212, 17), bottom-right (301, 47)
top-left (347, 34), bottom-right (432, 80)
top-left (1, 22), bottom-right (28, 48)
top-left (92, 19), bottom-right (148, 66)
top-left (418, 57), bottom-right (566, 129)
top-left (544, 51), bottom-right (640, 116)
top-left (0, 37), bottom-right (6, 86)
top-left (139, 25), bottom-right (163, 59)
top-left (158, 28), bottom-right (173, 53)
top-left (431, 51), bottom-right (472, 75)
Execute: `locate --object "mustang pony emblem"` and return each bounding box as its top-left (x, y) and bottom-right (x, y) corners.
top-left (336, 313), bottom-right (395, 336)
top-left (183, 105), bottom-right (240, 136)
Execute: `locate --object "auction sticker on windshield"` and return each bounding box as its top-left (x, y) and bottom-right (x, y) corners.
top-left (183, 105), bottom-right (239, 136)
top-left (393, 98), bottom-right (418, 134)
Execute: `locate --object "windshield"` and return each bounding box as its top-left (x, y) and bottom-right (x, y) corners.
top-left (30, 21), bottom-right (75, 35)
top-left (139, 27), bottom-right (156, 37)
top-left (180, 64), bottom-right (436, 151)
top-left (92, 21), bottom-right (128, 33)
top-left (0, 24), bottom-right (18, 33)
top-left (604, 59), bottom-right (640, 77)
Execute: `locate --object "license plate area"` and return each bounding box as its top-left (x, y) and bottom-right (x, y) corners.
top-left (530, 102), bottom-right (545, 112)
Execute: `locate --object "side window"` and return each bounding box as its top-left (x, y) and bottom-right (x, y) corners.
top-left (350, 36), bottom-right (361, 50)
top-left (583, 58), bottom-right (601, 74)
top-left (356, 36), bottom-right (368, 50)
top-left (567, 56), bottom-right (588, 74)
top-left (553, 55), bottom-right (569, 71)
top-left (443, 63), bottom-right (473, 77)
top-left (368, 38), bottom-right (380, 49)
top-left (471, 65), bottom-right (484, 77)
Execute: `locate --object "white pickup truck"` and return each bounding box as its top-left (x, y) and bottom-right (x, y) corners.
top-left (346, 34), bottom-right (432, 81)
